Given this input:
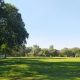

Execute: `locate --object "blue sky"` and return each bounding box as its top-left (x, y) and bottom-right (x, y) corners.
top-left (5, 0), bottom-right (80, 49)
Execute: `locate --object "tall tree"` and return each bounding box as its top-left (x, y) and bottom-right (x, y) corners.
top-left (0, 1), bottom-right (29, 58)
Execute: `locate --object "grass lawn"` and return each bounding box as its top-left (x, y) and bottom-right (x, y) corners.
top-left (0, 57), bottom-right (80, 80)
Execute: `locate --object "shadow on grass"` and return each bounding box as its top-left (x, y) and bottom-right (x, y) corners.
top-left (0, 58), bottom-right (80, 80)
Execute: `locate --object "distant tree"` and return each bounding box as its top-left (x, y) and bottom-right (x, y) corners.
top-left (53, 49), bottom-right (60, 57)
top-left (49, 45), bottom-right (54, 50)
top-left (61, 48), bottom-right (73, 57)
top-left (71, 48), bottom-right (80, 57)
top-left (48, 45), bottom-right (60, 57)
top-left (32, 45), bottom-right (41, 56)
top-left (18, 45), bottom-right (27, 56)
top-left (48, 45), bottom-right (54, 57)
top-left (42, 48), bottom-right (49, 57)
top-left (25, 47), bottom-right (32, 56)
top-left (0, 1), bottom-right (29, 58)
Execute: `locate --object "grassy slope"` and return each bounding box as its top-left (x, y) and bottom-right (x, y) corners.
top-left (0, 57), bottom-right (80, 80)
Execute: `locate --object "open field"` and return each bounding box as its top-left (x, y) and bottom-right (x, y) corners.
top-left (0, 57), bottom-right (80, 80)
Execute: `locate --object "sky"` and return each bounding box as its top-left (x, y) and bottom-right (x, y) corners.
top-left (5, 0), bottom-right (80, 49)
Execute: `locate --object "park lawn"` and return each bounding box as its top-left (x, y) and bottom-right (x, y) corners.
top-left (0, 57), bottom-right (80, 80)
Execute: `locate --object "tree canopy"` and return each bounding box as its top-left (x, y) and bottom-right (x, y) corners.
top-left (0, 1), bottom-right (29, 57)
top-left (0, 1), bottom-right (29, 48)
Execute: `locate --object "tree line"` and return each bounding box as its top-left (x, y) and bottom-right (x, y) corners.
top-left (1, 45), bottom-right (80, 57)
top-left (21, 45), bottom-right (80, 57)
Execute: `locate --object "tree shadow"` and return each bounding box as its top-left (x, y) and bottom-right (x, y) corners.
top-left (0, 58), bottom-right (80, 80)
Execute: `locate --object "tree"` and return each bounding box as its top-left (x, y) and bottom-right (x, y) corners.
top-left (0, 0), bottom-right (4, 8)
top-left (25, 47), bottom-right (32, 56)
top-left (41, 48), bottom-right (49, 57)
top-left (49, 45), bottom-right (54, 50)
top-left (0, 1), bottom-right (29, 58)
top-left (60, 48), bottom-right (74, 57)
top-left (71, 48), bottom-right (80, 57)
top-left (32, 45), bottom-right (41, 56)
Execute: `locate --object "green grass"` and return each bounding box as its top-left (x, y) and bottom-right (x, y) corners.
top-left (0, 57), bottom-right (80, 80)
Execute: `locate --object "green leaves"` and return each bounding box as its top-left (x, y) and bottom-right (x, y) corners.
top-left (0, 1), bottom-right (29, 57)
top-left (0, 3), bottom-right (29, 48)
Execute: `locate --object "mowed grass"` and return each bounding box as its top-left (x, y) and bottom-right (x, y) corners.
top-left (0, 57), bottom-right (80, 80)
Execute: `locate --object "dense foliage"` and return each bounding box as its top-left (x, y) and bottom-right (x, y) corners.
top-left (1, 44), bottom-right (80, 57)
top-left (0, 1), bottom-right (29, 58)
top-left (24, 45), bottom-right (80, 57)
